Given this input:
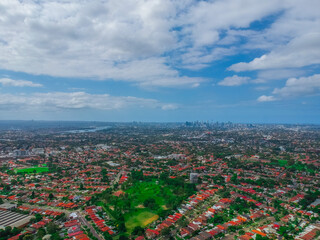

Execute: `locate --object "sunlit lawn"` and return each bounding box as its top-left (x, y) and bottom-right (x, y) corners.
top-left (15, 167), bottom-right (49, 174)
top-left (125, 209), bottom-right (159, 233)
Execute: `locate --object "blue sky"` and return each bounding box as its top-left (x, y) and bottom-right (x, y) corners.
top-left (0, 0), bottom-right (320, 123)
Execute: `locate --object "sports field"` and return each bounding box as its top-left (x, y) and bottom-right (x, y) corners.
top-left (125, 210), bottom-right (159, 233)
top-left (15, 167), bottom-right (49, 174)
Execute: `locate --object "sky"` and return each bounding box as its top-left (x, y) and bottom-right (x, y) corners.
top-left (0, 0), bottom-right (320, 123)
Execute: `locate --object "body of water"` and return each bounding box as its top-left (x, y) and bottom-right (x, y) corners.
top-left (63, 126), bottom-right (111, 133)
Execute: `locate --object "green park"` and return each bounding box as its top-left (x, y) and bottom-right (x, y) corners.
top-left (15, 166), bottom-right (49, 174)
top-left (96, 171), bottom-right (196, 235)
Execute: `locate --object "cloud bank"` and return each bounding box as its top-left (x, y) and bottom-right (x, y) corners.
top-left (0, 92), bottom-right (177, 111)
top-left (1, 0), bottom-right (319, 90)
top-left (0, 78), bottom-right (42, 87)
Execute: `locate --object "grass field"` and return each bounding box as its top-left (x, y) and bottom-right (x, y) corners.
top-left (123, 181), bottom-right (173, 232)
top-left (100, 178), bottom-right (194, 235)
top-left (125, 210), bottom-right (159, 233)
top-left (15, 167), bottom-right (49, 174)
top-left (278, 159), bottom-right (288, 166)
top-left (125, 180), bottom-right (173, 208)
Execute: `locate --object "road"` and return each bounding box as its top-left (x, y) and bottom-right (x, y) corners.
top-left (77, 211), bottom-right (104, 240)
top-left (112, 169), bottom-right (124, 186)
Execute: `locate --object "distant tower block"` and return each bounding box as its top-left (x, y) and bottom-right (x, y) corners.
top-left (190, 173), bottom-right (198, 183)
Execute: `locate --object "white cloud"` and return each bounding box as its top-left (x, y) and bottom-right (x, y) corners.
top-left (138, 76), bottom-right (204, 88)
top-left (0, 92), bottom-right (177, 111)
top-left (0, 78), bottom-right (42, 87)
top-left (257, 69), bottom-right (306, 81)
top-left (226, 0), bottom-right (320, 86)
top-left (176, 0), bottom-right (282, 69)
top-left (257, 95), bottom-right (277, 102)
top-left (98, 58), bottom-right (205, 88)
top-left (218, 75), bottom-right (250, 86)
top-left (230, 33), bottom-right (320, 72)
top-left (180, 0), bottom-right (281, 48)
top-left (272, 74), bottom-right (320, 98)
top-left (0, 0), bottom-right (319, 87)
top-left (181, 47), bottom-right (236, 70)
top-left (255, 0), bottom-right (320, 47)
top-left (161, 104), bottom-right (178, 110)
top-left (257, 74), bottom-right (320, 101)
top-left (0, 0), bottom-right (200, 88)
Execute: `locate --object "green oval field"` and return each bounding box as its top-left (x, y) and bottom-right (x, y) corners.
top-left (125, 210), bottom-right (159, 233)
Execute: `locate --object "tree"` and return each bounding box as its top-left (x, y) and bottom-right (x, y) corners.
top-left (49, 193), bottom-right (54, 200)
top-left (102, 168), bottom-right (109, 182)
top-left (132, 226), bottom-right (145, 236)
top-left (143, 198), bottom-right (158, 210)
top-left (118, 222), bottom-right (126, 233)
top-left (34, 213), bottom-right (42, 222)
top-left (222, 191), bottom-right (231, 198)
top-left (103, 232), bottom-right (113, 240)
top-left (212, 215), bottom-right (224, 224)
top-left (12, 227), bottom-right (20, 236)
top-left (131, 170), bottom-right (144, 181)
top-left (0, 229), bottom-right (7, 238)
top-left (228, 226), bottom-right (239, 232)
top-left (4, 226), bottom-right (12, 236)
top-left (116, 215), bottom-right (126, 233)
top-left (37, 228), bottom-right (46, 239)
top-left (23, 234), bottom-right (33, 240)
top-left (288, 158), bottom-right (295, 166)
top-left (160, 172), bottom-right (169, 181)
top-left (51, 233), bottom-right (63, 240)
top-left (231, 174), bottom-right (238, 183)
top-left (47, 222), bottom-right (58, 234)
top-left (119, 235), bottom-right (129, 240)
top-left (161, 227), bottom-right (171, 238)
top-left (55, 212), bottom-right (66, 221)
top-left (11, 179), bottom-right (17, 185)
top-left (256, 235), bottom-right (270, 240)
top-left (158, 209), bottom-right (170, 219)
top-left (176, 216), bottom-right (188, 227)
top-left (278, 226), bottom-right (289, 237)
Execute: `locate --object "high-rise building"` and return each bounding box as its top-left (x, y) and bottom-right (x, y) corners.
top-left (190, 173), bottom-right (198, 183)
